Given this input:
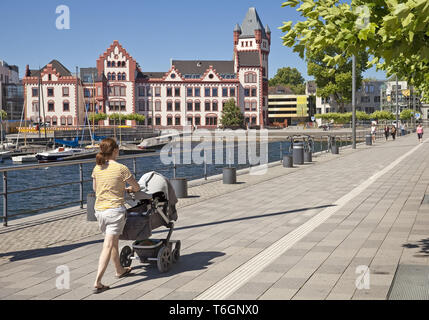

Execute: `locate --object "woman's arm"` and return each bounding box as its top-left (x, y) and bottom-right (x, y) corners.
top-left (93, 178), bottom-right (96, 192)
top-left (125, 176), bottom-right (141, 193)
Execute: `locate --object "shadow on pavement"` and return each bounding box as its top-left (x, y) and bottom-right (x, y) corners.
top-left (402, 238), bottom-right (429, 257)
top-left (112, 251), bottom-right (225, 289)
top-left (0, 239), bottom-right (104, 262)
top-left (152, 204), bottom-right (336, 234)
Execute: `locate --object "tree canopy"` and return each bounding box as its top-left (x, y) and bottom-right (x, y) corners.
top-left (269, 67), bottom-right (306, 94)
top-left (280, 0), bottom-right (429, 100)
top-left (220, 99), bottom-right (244, 128)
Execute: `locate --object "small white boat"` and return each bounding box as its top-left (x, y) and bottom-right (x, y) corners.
top-left (0, 150), bottom-right (12, 158)
top-left (12, 154), bottom-right (38, 163)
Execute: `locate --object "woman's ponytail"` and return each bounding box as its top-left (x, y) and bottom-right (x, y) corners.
top-left (96, 138), bottom-right (119, 166)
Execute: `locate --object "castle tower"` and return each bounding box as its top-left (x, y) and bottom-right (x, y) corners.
top-left (233, 7), bottom-right (270, 128)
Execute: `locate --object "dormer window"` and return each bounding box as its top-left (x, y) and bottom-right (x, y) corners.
top-left (208, 74), bottom-right (214, 79)
top-left (48, 74), bottom-right (52, 81)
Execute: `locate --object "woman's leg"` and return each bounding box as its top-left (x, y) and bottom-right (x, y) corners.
top-left (94, 234), bottom-right (115, 288)
top-left (110, 235), bottom-right (129, 276)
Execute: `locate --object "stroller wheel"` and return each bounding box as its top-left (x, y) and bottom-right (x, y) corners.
top-left (120, 246), bottom-right (133, 268)
top-left (172, 241), bottom-right (181, 263)
top-left (157, 246), bottom-right (172, 273)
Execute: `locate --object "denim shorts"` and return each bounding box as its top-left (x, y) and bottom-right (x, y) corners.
top-left (95, 206), bottom-right (127, 235)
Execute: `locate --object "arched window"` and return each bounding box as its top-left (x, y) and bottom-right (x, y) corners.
top-left (122, 73), bottom-right (126, 81)
top-left (111, 61), bottom-right (116, 67)
top-left (122, 61), bottom-right (126, 67)
top-left (45, 116), bottom-right (51, 125)
top-left (107, 72), bottom-right (112, 80)
top-left (245, 72), bottom-right (257, 83)
top-left (107, 61), bottom-right (111, 67)
top-left (112, 73), bottom-right (116, 81)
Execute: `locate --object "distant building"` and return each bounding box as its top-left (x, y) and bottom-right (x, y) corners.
top-left (0, 60), bottom-right (23, 120)
top-left (22, 7), bottom-right (271, 128)
top-left (267, 85), bottom-right (311, 126)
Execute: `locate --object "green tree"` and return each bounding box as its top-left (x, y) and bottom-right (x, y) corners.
top-left (400, 109), bottom-right (413, 121)
top-left (125, 113), bottom-right (146, 124)
top-left (269, 67), bottom-right (306, 94)
top-left (88, 112), bottom-right (108, 124)
top-left (280, 0), bottom-right (429, 100)
top-left (220, 99), bottom-right (244, 128)
top-left (307, 48), bottom-right (368, 112)
top-left (370, 110), bottom-right (395, 121)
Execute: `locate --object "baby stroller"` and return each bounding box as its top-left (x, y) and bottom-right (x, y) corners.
top-left (119, 171), bottom-right (180, 273)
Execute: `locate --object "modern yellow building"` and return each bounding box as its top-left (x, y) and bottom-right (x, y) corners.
top-left (268, 85), bottom-right (311, 126)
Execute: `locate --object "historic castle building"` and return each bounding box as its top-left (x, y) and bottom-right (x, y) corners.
top-left (23, 7), bottom-right (270, 128)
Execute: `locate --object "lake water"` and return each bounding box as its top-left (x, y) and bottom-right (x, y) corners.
top-left (0, 140), bottom-right (338, 221)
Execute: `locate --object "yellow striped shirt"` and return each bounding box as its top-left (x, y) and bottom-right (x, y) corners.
top-left (91, 160), bottom-right (133, 211)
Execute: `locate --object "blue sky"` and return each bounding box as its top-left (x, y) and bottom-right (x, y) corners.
top-left (0, 0), bottom-right (386, 80)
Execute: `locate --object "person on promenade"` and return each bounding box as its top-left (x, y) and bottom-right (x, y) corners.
top-left (371, 123), bottom-right (377, 143)
top-left (417, 123), bottom-right (424, 143)
top-left (391, 125), bottom-right (397, 140)
top-left (384, 125), bottom-right (390, 141)
top-left (91, 138), bottom-right (141, 294)
top-left (400, 123), bottom-right (406, 136)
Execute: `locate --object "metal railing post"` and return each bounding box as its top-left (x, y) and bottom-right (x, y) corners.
top-left (204, 149), bottom-right (207, 180)
top-left (79, 163), bottom-right (83, 209)
top-left (3, 172), bottom-right (7, 227)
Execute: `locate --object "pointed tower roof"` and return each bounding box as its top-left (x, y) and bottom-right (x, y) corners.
top-left (234, 23), bottom-right (241, 33)
top-left (265, 24), bottom-right (271, 34)
top-left (239, 7), bottom-right (267, 39)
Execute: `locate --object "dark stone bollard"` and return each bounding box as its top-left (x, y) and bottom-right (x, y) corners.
top-left (293, 142), bottom-right (304, 165)
top-left (366, 134), bottom-right (372, 146)
top-left (87, 193), bottom-right (97, 221)
top-left (304, 151), bottom-right (312, 162)
top-left (171, 178), bottom-right (188, 198)
top-left (283, 155), bottom-right (293, 168)
top-left (223, 167), bottom-right (237, 184)
top-left (331, 144), bottom-right (339, 154)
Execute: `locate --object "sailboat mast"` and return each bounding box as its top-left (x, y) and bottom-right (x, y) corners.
top-left (38, 70), bottom-right (41, 138)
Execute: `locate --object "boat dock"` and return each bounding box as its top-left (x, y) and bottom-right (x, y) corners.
top-left (0, 133), bottom-right (428, 300)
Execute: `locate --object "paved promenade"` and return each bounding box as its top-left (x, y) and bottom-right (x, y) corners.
top-left (1, 133), bottom-right (428, 300)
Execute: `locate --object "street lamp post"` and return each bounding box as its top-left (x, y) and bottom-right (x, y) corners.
top-left (396, 75), bottom-right (399, 131)
top-left (352, 55), bottom-right (356, 149)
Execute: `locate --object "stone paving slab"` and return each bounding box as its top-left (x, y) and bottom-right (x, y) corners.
top-left (1, 133), bottom-right (428, 300)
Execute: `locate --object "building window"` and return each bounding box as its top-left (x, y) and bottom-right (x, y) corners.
top-left (63, 102), bottom-right (70, 112)
top-left (222, 88), bottom-right (228, 97)
top-left (120, 87), bottom-right (126, 96)
top-left (155, 100), bottom-right (161, 111)
top-left (195, 101), bottom-right (201, 111)
top-left (205, 87), bottom-right (211, 97)
top-left (107, 73), bottom-right (112, 80)
top-left (63, 87), bottom-right (69, 97)
top-left (244, 88), bottom-right (250, 97)
top-left (195, 117), bottom-right (201, 126)
top-left (374, 96), bottom-right (380, 103)
top-left (147, 117), bottom-right (152, 126)
top-left (84, 88), bottom-right (91, 97)
top-left (122, 73), bottom-right (126, 81)
top-left (212, 101), bottom-right (218, 111)
top-left (245, 100), bottom-right (250, 111)
top-left (251, 101), bottom-right (257, 111)
top-left (175, 117), bottom-right (180, 126)
top-left (139, 87), bottom-right (145, 96)
top-left (112, 73), bottom-right (116, 81)
top-left (67, 116), bottom-right (73, 125)
top-left (32, 102), bottom-right (39, 112)
top-left (205, 101), bottom-right (211, 111)
top-left (187, 101), bottom-right (193, 111)
top-left (174, 87), bottom-right (180, 97)
top-left (61, 117), bottom-right (66, 126)
top-left (167, 88), bottom-right (173, 97)
top-left (187, 116), bottom-right (193, 125)
top-left (47, 88), bottom-right (54, 97)
top-left (212, 88), bottom-right (218, 97)
top-left (120, 101), bottom-right (126, 111)
top-left (195, 88), bottom-right (200, 97)
top-left (48, 102), bottom-right (55, 112)
top-left (48, 74), bottom-right (52, 81)
top-left (251, 88), bottom-right (257, 97)
top-left (206, 116), bottom-right (217, 126)
top-left (155, 87), bottom-right (161, 97)
top-left (32, 88), bottom-right (38, 97)
top-left (167, 117), bottom-right (173, 126)
top-left (245, 73), bottom-right (257, 83)
top-left (175, 101), bottom-right (180, 111)
top-left (155, 117), bottom-right (161, 126)
top-left (187, 88), bottom-right (193, 97)
top-left (230, 87), bottom-right (236, 97)
top-left (361, 96), bottom-right (370, 103)
top-left (112, 61), bottom-right (116, 67)
top-left (138, 100), bottom-right (145, 111)
top-left (107, 61), bottom-right (111, 67)
top-left (167, 101), bottom-right (173, 111)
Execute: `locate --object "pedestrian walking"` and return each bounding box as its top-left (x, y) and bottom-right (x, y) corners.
top-left (91, 138), bottom-right (141, 294)
top-left (417, 123), bottom-right (424, 143)
top-left (371, 123), bottom-right (377, 143)
top-left (400, 123), bottom-right (406, 136)
top-left (391, 125), bottom-right (397, 140)
top-left (384, 125), bottom-right (390, 141)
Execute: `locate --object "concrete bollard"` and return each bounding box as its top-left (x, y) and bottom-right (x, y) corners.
top-left (293, 142), bottom-right (304, 165)
top-left (366, 134), bottom-right (372, 146)
top-left (170, 178), bottom-right (188, 198)
top-left (87, 193), bottom-right (97, 221)
top-left (304, 151), bottom-right (312, 162)
top-left (331, 144), bottom-right (339, 154)
top-left (283, 155), bottom-right (293, 168)
top-left (223, 167), bottom-right (237, 184)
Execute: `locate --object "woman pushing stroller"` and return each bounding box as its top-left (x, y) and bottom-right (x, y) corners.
top-left (91, 138), bottom-right (141, 294)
